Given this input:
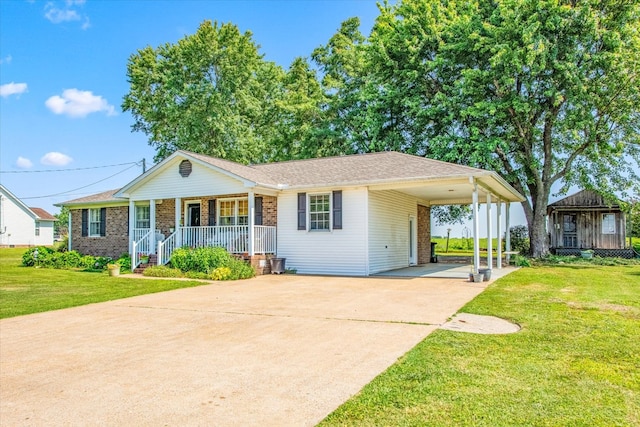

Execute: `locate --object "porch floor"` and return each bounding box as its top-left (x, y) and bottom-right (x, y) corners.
top-left (375, 263), bottom-right (518, 280)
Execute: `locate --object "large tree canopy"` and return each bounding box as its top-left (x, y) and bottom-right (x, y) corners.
top-left (122, 21), bottom-right (286, 163)
top-left (316, 0), bottom-right (640, 256)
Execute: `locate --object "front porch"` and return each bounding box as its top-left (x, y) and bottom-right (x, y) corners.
top-left (129, 193), bottom-right (277, 270)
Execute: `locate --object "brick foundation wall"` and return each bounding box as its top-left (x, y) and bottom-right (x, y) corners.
top-left (71, 206), bottom-right (129, 258)
top-left (418, 205), bottom-right (431, 264)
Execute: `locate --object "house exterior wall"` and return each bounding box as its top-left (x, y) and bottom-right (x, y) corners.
top-left (34, 221), bottom-right (55, 246)
top-left (417, 204), bottom-right (431, 264)
top-left (71, 206), bottom-right (129, 258)
top-left (0, 194), bottom-right (38, 247)
top-left (128, 159), bottom-right (248, 201)
top-left (368, 190), bottom-right (421, 275)
top-left (276, 187), bottom-right (368, 276)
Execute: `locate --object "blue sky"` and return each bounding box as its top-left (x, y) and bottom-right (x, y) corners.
top-left (1, 0), bottom-right (531, 236)
top-left (0, 0), bottom-right (381, 210)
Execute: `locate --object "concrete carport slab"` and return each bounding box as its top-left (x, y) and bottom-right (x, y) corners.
top-left (1, 274), bottom-right (490, 426)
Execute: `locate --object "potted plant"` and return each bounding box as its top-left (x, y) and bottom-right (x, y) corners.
top-left (139, 253), bottom-right (150, 264)
top-left (107, 263), bottom-right (121, 276)
top-left (580, 249), bottom-right (594, 259)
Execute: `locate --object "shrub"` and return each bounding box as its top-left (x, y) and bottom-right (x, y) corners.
top-left (143, 265), bottom-right (183, 278)
top-left (115, 254), bottom-right (132, 272)
top-left (169, 246), bottom-right (255, 280)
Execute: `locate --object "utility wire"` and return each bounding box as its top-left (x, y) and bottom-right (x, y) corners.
top-left (20, 164), bottom-right (139, 199)
top-left (0, 161), bottom-right (139, 174)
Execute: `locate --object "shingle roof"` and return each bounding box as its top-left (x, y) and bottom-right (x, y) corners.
top-left (249, 151), bottom-right (486, 188)
top-left (29, 207), bottom-right (57, 221)
top-left (58, 188), bottom-right (125, 206)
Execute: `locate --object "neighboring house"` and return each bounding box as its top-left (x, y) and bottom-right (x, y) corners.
top-left (548, 190), bottom-right (633, 257)
top-left (0, 184), bottom-right (56, 247)
top-left (57, 151), bottom-right (524, 275)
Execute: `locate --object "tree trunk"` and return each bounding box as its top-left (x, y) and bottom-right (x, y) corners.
top-left (523, 192), bottom-right (551, 257)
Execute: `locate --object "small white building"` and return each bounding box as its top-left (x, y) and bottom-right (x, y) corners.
top-left (0, 184), bottom-right (57, 247)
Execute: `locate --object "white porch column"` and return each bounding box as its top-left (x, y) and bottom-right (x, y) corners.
top-left (174, 198), bottom-right (182, 247)
top-left (150, 199), bottom-right (156, 254)
top-left (248, 191), bottom-right (255, 256)
top-left (128, 199), bottom-right (135, 253)
top-left (497, 199), bottom-right (503, 269)
top-left (486, 193), bottom-right (493, 270)
top-left (506, 202), bottom-right (512, 264)
top-left (472, 182), bottom-right (480, 274)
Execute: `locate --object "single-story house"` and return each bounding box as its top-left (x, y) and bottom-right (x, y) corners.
top-left (57, 151), bottom-right (524, 275)
top-left (548, 189), bottom-right (634, 258)
top-left (0, 184), bottom-right (57, 247)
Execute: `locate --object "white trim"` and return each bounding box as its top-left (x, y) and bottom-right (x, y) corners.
top-left (472, 182), bottom-right (480, 274)
top-left (88, 208), bottom-right (102, 237)
top-left (497, 199), bottom-right (503, 269)
top-left (486, 193), bottom-right (493, 270)
top-left (217, 197), bottom-right (249, 226)
top-left (409, 215), bottom-right (417, 265)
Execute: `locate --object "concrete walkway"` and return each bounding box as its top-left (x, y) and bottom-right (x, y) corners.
top-left (1, 274), bottom-right (493, 426)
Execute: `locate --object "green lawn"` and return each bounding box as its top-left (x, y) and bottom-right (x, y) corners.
top-left (320, 265), bottom-right (640, 426)
top-left (0, 248), bottom-right (209, 319)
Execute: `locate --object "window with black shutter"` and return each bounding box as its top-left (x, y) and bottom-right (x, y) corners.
top-left (81, 209), bottom-right (88, 237)
top-left (208, 199), bottom-right (216, 226)
top-left (255, 197), bottom-right (263, 226)
top-left (332, 191), bottom-right (342, 230)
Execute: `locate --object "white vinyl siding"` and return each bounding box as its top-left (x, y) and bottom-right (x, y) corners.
top-left (128, 158), bottom-right (248, 201)
top-left (0, 189), bottom-right (55, 246)
top-left (368, 190), bottom-right (419, 275)
top-left (277, 188), bottom-right (368, 276)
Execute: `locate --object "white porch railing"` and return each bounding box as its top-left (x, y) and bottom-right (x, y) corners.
top-left (132, 230), bottom-right (152, 271)
top-left (133, 228), bottom-right (161, 242)
top-left (154, 225), bottom-right (276, 265)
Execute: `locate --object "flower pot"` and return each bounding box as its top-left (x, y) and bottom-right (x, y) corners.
top-left (269, 257), bottom-right (286, 274)
top-left (108, 265), bottom-right (120, 276)
top-left (472, 273), bottom-right (484, 283)
top-left (140, 256), bottom-right (149, 264)
top-left (478, 268), bottom-right (492, 281)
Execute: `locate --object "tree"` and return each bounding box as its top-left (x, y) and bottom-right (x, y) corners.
top-left (122, 21), bottom-right (286, 163)
top-left (54, 206), bottom-right (69, 237)
top-left (324, 0), bottom-right (640, 256)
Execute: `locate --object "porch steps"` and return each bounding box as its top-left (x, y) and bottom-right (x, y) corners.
top-left (133, 254), bottom-right (158, 274)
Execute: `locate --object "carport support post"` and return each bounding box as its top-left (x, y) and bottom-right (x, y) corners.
top-left (486, 193), bottom-right (493, 270)
top-left (506, 202), bottom-right (512, 264)
top-left (472, 182), bottom-right (480, 274)
top-left (497, 199), bottom-right (503, 269)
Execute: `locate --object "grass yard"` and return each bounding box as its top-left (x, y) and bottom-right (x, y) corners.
top-left (0, 248), bottom-right (210, 319)
top-left (320, 264), bottom-right (640, 426)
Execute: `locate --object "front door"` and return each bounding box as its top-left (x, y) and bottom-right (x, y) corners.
top-left (187, 203), bottom-right (201, 226)
top-left (409, 216), bottom-right (417, 265)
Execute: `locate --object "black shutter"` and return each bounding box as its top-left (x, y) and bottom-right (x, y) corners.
top-left (208, 199), bottom-right (216, 226)
top-left (333, 190), bottom-right (342, 230)
top-left (297, 193), bottom-right (306, 230)
top-left (255, 197), bottom-right (263, 226)
top-left (81, 209), bottom-right (88, 237)
top-left (99, 208), bottom-right (107, 237)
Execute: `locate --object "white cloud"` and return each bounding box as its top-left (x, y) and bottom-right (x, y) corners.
top-left (0, 55), bottom-right (12, 65)
top-left (16, 157), bottom-right (33, 169)
top-left (45, 88), bottom-right (116, 118)
top-left (41, 152), bottom-right (73, 166)
top-left (44, 1), bottom-right (89, 29)
top-left (0, 82), bottom-right (28, 98)
top-left (44, 2), bottom-right (81, 23)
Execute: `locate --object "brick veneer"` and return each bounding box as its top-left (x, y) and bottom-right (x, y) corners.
top-left (71, 206), bottom-right (129, 258)
top-left (418, 205), bottom-right (431, 264)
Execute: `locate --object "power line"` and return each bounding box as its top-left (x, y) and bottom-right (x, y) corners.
top-left (0, 161), bottom-right (140, 174)
top-left (20, 163), bottom-right (139, 199)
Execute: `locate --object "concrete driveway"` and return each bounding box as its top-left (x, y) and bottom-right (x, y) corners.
top-left (0, 274), bottom-right (490, 426)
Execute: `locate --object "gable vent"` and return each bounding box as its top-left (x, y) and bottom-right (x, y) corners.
top-left (179, 160), bottom-right (192, 177)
